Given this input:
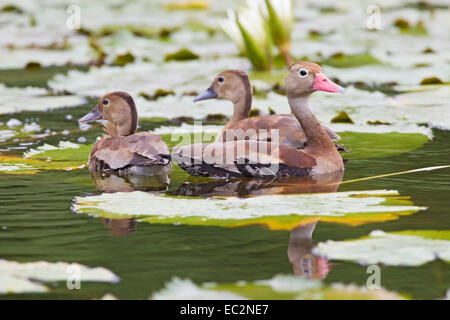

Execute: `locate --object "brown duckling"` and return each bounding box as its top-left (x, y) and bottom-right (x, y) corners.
top-left (173, 62), bottom-right (344, 178)
top-left (79, 91), bottom-right (170, 174)
top-left (194, 69), bottom-right (342, 150)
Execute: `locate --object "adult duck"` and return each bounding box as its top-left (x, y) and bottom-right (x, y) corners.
top-left (173, 62), bottom-right (345, 178)
top-left (79, 91), bottom-right (170, 174)
top-left (194, 69), bottom-right (344, 150)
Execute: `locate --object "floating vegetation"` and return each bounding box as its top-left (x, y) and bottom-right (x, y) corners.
top-left (152, 275), bottom-right (405, 300)
top-left (1, 0), bottom-right (450, 300)
top-left (331, 111), bottom-right (354, 124)
top-left (0, 259), bottom-right (119, 294)
top-left (393, 18), bottom-right (428, 35)
top-left (112, 51), bottom-right (135, 66)
top-left (0, 84), bottom-right (86, 114)
top-left (164, 48), bottom-right (200, 62)
top-left (313, 230), bottom-right (450, 266)
top-left (420, 76), bottom-right (444, 85)
top-left (321, 53), bottom-right (381, 68)
top-left (72, 190), bottom-right (425, 230)
top-left (0, 141), bottom-right (89, 174)
top-left (25, 61), bottom-right (41, 71)
top-left (165, 0), bottom-right (210, 11)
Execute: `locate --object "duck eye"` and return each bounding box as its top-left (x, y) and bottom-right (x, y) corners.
top-left (218, 76), bottom-right (225, 83)
top-left (102, 98), bottom-right (110, 106)
top-left (299, 68), bottom-right (308, 78)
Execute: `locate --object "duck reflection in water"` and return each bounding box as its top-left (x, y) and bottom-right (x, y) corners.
top-left (288, 221), bottom-right (330, 280)
top-left (171, 170), bottom-right (343, 197)
top-left (90, 167), bottom-right (170, 237)
top-left (101, 217), bottom-right (137, 237)
top-left (90, 165), bottom-right (170, 193)
top-left (172, 170), bottom-right (343, 279)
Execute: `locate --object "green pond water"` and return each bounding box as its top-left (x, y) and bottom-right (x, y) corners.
top-left (0, 93), bottom-right (449, 299)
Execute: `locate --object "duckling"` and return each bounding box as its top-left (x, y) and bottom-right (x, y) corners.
top-left (79, 91), bottom-right (170, 174)
top-left (173, 62), bottom-right (344, 178)
top-left (194, 69), bottom-right (343, 150)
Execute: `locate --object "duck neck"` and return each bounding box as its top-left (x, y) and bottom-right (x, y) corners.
top-left (223, 77), bottom-right (252, 131)
top-left (103, 115), bottom-right (137, 137)
top-left (117, 117), bottom-right (137, 136)
top-left (225, 96), bottom-right (251, 130)
top-left (287, 94), bottom-right (334, 150)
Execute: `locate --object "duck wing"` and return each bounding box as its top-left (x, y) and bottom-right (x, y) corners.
top-left (221, 114), bottom-right (341, 148)
top-left (172, 140), bottom-right (316, 178)
top-left (89, 133), bottom-right (170, 171)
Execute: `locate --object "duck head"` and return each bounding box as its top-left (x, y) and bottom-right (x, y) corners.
top-left (79, 91), bottom-right (138, 136)
top-left (286, 62), bottom-right (344, 98)
top-left (194, 70), bottom-right (252, 105)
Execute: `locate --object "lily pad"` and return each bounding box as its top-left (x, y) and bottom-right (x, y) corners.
top-left (331, 111), bottom-right (354, 124)
top-left (0, 84), bottom-right (86, 114)
top-left (0, 141), bottom-right (89, 174)
top-left (313, 230), bottom-right (450, 266)
top-left (164, 48), bottom-right (200, 62)
top-left (322, 53), bottom-right (381, 68)
top-left (0, 259), bottom-right (119, 294)
top-left (72, 190), bottom-right (425, 230)
top-left (152, 275), bottom-right (405, 300)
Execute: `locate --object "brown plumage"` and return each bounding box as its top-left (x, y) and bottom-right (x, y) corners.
top-left (79, 92), bottom-right (170, 174)
top-left (174, 62), bottom-right (345, 178)
top-left (194, 69), bottom-right (342, 149)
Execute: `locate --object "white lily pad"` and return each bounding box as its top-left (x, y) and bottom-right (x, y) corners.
top-left (0, 274), bottom-right (48, 294)
top-left (0, 129), bottom-right (16, 142)
top-left (0, 259), bottom-right (119, 294)
top-left (152, 274), bottom-right (406, 300)
top-left (23, 140), bottom-right (80, 158)
top-left (152, 277), bottom-right (246, 300)
top-left (49, 58), bottom-right (250, 98)
top-left (313, 230), bottom-right (450, 266)
top-left (0, 84), bottom-right (86, 114)
top-left (72, 189), bottom-right (426, 230)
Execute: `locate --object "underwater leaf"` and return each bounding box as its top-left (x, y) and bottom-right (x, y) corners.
top-left (313, 230), bottom-right (450, 266)
top-left (72, 190), bottom-right (426, 230)
top-left (152, 275), bottom-right (406, 300)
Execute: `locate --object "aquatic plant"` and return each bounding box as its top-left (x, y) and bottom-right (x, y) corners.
top-left (220, 0), bottom-right (293, 70)
top-left (263, 0), bottom-right (293, 66)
